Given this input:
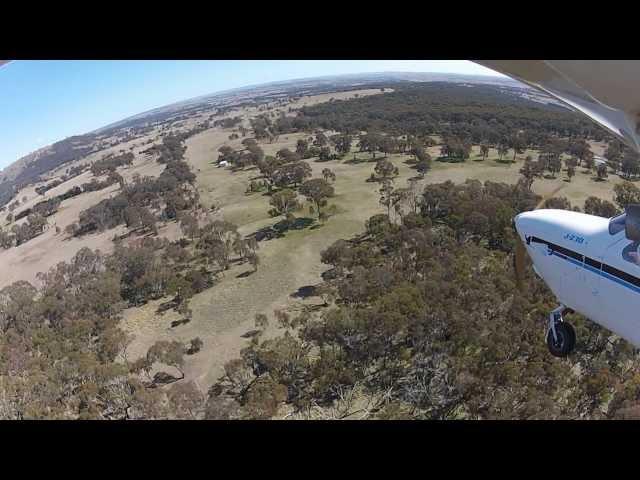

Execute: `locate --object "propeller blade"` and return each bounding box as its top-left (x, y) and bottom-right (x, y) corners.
top-left (514, 236), bottom-right (526, 292)
top-left (534, 183), bottom-right (565, 210)
top-left (513, 184), bottom-right (564, 292)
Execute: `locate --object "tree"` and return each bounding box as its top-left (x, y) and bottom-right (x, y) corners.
top-left (197, 220), bottom-right (242, 271)
top-left (480, 142), bottom-right (490, 161)
top-left (138, 208), bottom-right (158, 235)
top-left (296, 139), bottom-right (309, 158)
top-left (379, 180), bottom-right (395, 218)
top-left (276, 148), bottom-right (301, 163)
top-left (544, 196), bottom-right (572, 210)
top-left (179, 213), bottom-right (199, 239)
top-left (519, 157), bottom-right (537, 190)
top-left (584, 197), bottom-right (619, 218)
top-left (257, 156), bottom-right (284, 192)
top-left (146, 340), bottom-right (186, 380)
top-left (268, 189), bottom-right (300, 220)
top-left (569, 139), bottom-right (592, 166)
top-left (299, 179), bottom-right (334, 221)
top-left (547, 155), bottom-right (562, 178)
top-left (614, 182), bottom-right (640, 210)
top-left (374, 158), bottom-right (399, 181)
top-left (166, 381), bottom-right (204, 419)
top-left (596, 163), bottom-right (608, 181)
top-left (273, 161), bottom-right (312, 189)
top-left (322, 168), bottom-right (336, 183)
top-left (509, 135), bottom-right (525, 162)
top-left (247, 252), bottom-right (260, 272)
top-left (314, 132), bottom-right (328, 147)
top-left (441, 136), bottom-right (472, 161)
top-left (108, 170), bottom-right (126, 189)
top-left (334, 134), bottom-right (352, 156)
top-left (255, 313), bottom-right (269, 330)
top-left (416, 158), bottom-right (431, 178)
top-left (497, 143), bottom-right (509, 162)
top-left (318, 147), bottom-right (332, 162)
top-left (621, 151), bottom-right (640, 179)
top-left (0, 229), bottom-right (13, 249)
top-left (605, 140), bottom-right (624, 174)
top-left (413, 146), bottom-right (431, 168)
top-left (583, 153), bottom-right (595, 172)
top-left (187, 337), bottom-right (203, 355)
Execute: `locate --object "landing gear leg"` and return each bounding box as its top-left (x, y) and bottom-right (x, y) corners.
top-left (546, 305), bottom-right (576, 357)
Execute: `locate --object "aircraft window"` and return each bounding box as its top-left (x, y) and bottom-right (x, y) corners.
top-left (609, 213), bottom-right (627, 235)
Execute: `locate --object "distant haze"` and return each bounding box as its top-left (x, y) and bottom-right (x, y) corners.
top-left (0, 61), bottom-right (506, 169)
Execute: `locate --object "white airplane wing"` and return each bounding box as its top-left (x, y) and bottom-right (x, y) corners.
top-left (474, 60), bottom-right (640, 153)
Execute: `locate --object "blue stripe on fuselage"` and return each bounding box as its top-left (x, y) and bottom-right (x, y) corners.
top-left (550, 250), bottom-right (640, 294)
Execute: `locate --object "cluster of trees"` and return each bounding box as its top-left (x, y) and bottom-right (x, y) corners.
top-left (81, 172), bottom-right (123, 193)
top-left (271, 83), bottom-right (609, 145)
top-left (35, 179), bottom-right (64, 196)
top-left (65, 164), bottom-right (88, 179)
top-left (213, 116), bottom-right (242, 129)
top-left (516, 138), bottom-right (621, 190)
top-left (603, 140), bottom-right (640, 180)
top-left (439, 136), bottom-right (472, 161)
top-left (0, 207), bottom-right (263, 418)
top-left (0, 248), bottom-right (192, 418)
top-left (261, 164), bottom-right (335, 223)
top-left (250, 115), bottom-right (275, 141)
top-left (216, 138), bottom-right (338, 224)
top-left (255, 146), bottom-right (336, 223)
top-left (217, 138), bottom-right (264, 169)
top-left (90, 152), bottom-right (134, 176)
top-left (0, 213), bottom-right (49, 248)
top-left (203, 179), bottom-right (640, 419)
top-left (67, 136), bottom-right (198, 237)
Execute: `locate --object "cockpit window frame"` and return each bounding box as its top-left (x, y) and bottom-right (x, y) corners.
top-left (609, 213), bottom-right (627, 235)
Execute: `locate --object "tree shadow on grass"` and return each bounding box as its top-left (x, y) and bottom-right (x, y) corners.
top-left (241, 329), bottom-right (261, 339)
top-left (291, 285), bottom-right (317, 299)
top-left (157, 297), bottom-right (180, 315)
top-left (494, 158), bottom-right (514, 165)
top-left (170, 318), bottom-right (191, 328)
top-left (288, 217), bottom-right (315, 230)
top-left (236, 270), bottom-right (255, 278)
top-left (249, 217), bottom-right (315, 242)
top-left (344, 155), bottom-right (381, 165)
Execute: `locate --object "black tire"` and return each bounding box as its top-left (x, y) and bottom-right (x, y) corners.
top-left (547, 321), bottom-right (576, 357)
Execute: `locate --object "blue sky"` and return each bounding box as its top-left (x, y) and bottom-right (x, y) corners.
top-left (0, 60), bottom-right (502, 169)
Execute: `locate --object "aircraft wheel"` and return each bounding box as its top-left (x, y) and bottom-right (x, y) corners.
top-left (546, 321), bottom-right (576, 357)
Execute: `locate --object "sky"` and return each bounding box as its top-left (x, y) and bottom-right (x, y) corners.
top-left (0, 60), bottom-right (503, 169)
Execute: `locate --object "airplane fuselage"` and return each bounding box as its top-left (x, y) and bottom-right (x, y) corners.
top-left (515, 209), bottom-right (640, 347)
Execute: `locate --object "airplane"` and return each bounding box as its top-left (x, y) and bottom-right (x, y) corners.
top-left (474, 61), bottom-right (640, 357)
